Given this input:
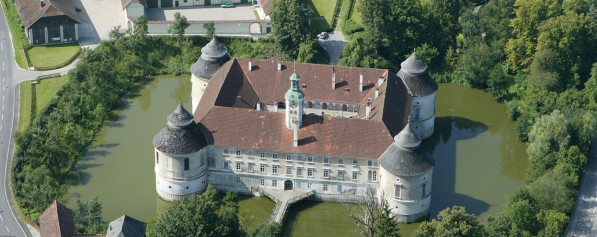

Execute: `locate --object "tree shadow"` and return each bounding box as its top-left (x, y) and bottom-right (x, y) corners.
top-left (422, 116), bottom-right (492, 217)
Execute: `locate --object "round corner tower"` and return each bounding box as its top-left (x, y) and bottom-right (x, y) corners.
top-left (153, 104), bottom-right (209, 201)
top-left (397, 53), bottom-right (438, 139)
top-left (190, 37), bottom-right (230, 114)
top-left (378, 123), bottom-right (435, 223)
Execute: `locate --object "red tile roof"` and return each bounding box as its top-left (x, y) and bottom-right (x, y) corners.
top-left (39, 200), bottom-right (76, 237)
top-left (194, 58), bottom-right (411, 159)
top-left (15, 0), bottom-right (80, 29)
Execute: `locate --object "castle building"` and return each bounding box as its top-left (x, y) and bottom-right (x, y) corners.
top-left (153, 38), bottom-right (437, 222)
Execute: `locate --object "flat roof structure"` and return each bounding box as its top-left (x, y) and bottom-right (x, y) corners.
top-left (146, 5), bottom-right (258, 22)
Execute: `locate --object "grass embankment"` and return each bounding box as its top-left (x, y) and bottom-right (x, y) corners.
top-left (0, 0), bottom-right (30, 68)
top-left (308, 0), bottom-right (338, 32)
top-left (18, 76), bottom-right (69, 132)
top-left (27, 43), bottom-right (81, 70)
top-left (349, 0), bottom-right (362, 25)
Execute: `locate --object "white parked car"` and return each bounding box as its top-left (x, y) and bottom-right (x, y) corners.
top-left (317, 32), bottom-right (329, 39)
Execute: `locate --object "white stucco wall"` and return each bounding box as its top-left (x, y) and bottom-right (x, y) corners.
top-left (155, 148), bottom-right (208, 201)
top-left (147, 21), bottom-right (270, 36)
top-left (379, 166), bottom-right (433, 222)
top-left (191, 75), bottom-right (210, 114)
top-left (410, 93), bottom-right (436, 139)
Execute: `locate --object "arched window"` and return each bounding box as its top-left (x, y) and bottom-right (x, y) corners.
top-left (422, 182), bottom-right (427, 199)
top-left (322, 103), bottom-right (328, 110)
top-left (368, 170), bottom-right (372, 181)
top-left (307, 101), bottom-right (313, 108)
top-left (342, 104), bottom-right (348, 111)
top-left (184, 158), bottom-right (189, 171)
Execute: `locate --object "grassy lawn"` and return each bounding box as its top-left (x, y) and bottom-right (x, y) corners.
top-left (350, 0), bottom-right (362, 25)
top-left (18, 76), bottom-right (68, 132)
top-left (0, 0), bottom-right (30, 68)
top-left (27, 43), bottom-right (80, 69)
top-left (308, 0), bottom-right (338, 32)
top-left (253, 9), bottom-right (260, 20)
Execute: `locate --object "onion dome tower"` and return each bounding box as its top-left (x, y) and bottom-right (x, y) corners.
top-left (397, 53), bottom-right (438, 139)
top-left (378, 123), bottom-right (435, 223)
top-left (190, 37), bottom-right (230, 114)
top-left (285, 68), bottom-right (305, 130)
top-left (153, 104), bottom-right (209, 201)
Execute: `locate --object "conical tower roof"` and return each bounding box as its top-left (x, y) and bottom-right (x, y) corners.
top-left (201, 37), bottom-right (228, 59)
top-left (378, 123), bottom-right (434, 176)
top-left (191, 37), bottom-right (230, 80)
top-left (394, 123), bottom-right (421, 149)
top-left (153, 104), bottom-right (208, 155)
top-left (400, 53), bottom-right (428, 74)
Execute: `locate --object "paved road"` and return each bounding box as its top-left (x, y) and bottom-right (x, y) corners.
top-left (0, 2), bottom-right (30, 236)
top-left (567, 138), bottom-right (597, 236)
top-left (317, 31), bottom-right (348, 65)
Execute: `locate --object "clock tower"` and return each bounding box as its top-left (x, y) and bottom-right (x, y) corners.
top-left (284, 68), bottom-right (304, 130)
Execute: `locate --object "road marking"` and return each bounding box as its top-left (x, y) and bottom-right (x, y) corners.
top-left (1, 41), bottom-right (3, 50)
top-left (4, 226), bottom-right (8, 232)
top-left (0, 214), bottom-right (3, 221)
top-left (2, 62), bottom-right (4, 71)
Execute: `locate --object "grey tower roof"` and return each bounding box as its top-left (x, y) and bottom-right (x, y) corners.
top-left (190, 37), bottom-right (231, 80)
top-left (400, 53), bottom-right (427, 74)
top-left (106, 215), bottom-right (146, 237)
top-left (398, 53), bottom-right (438, 97)
top-left (153, 104), bottom-right (207, 155)
top-left (379, 124), bottom-right (434, 176)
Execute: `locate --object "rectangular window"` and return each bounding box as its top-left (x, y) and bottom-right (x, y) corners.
top-left (337, 158), bottom-right (343, 165)
top-left (297, 167), bottom-right (303, 176)
top-left (368, 160), bottom-right (373, 167)
top-left (224, 161), bottom-right (229, 170)
top-left (307, 168), bottom-right (314, 178)
top-left (236, 149), bottom-right (241, 157)
top-left (260, 179), bottom-right (265, 186)
top-left (184, 158), bottom-right (189, 170)
top-left (323, 157), bottom-right (329, 164)
top-left (307, 156), bottom-right (314, 163)
top-left (337, 170), bottom-right (344, 180)
top-left (236, 162), bottom-right (242, 171)
top-left (286, 167), bottom-right (292, 176)
top-left (422, 182), bottom-right (427, 199)
top-left (372, 171), bottom-right (377, 181)
top-left (272, 180), bottom-right (277, 187)
top-left (260, 164), bottom-right (266, 173)
top-left (352, 171), bottom-right (358, 181)
top-left (286, 154), bottom-right (293, 161)
top-left (323, 169), bottom-right (329, 179)
top-left (414, 105), bottom-right (421, 120)
top-left (297, 155), bottom-right (303, 162)
top-left (156, 152), bottom-right (159, 164)
top-left (337, 184), bottom-right (342, 192)
top-left (248, 163), bottom-right (254, 173)
top-left (223, 148), bottom-right (229, 155)
top-left (307, 183), bottom-right (312, 189)
top-left (208, 157), bottom-right (215, 167)
top-left (352, 159), bottom-right (358, 166)
top-left (272, 165), bottom-right (279, 175)
top-left (395, 184), bottom-right (401, 198)
top-left (272, 153), bottom-right (278, 160)
top-left (323, 184), bottom-right (328, 191)
top-left (260, 152), bottom-right (266, 159)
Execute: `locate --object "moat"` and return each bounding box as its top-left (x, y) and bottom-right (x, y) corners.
top-left (65, 75), bottom-right (527, 236)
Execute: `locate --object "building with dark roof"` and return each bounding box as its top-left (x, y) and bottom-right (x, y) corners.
top-left (15, 0), bottom-right (80, 45)
top-left (106, 215), bottom-right (146, 237)
top-left (153, 40), bottom-right (437, 222)
top-left (39, 200), bottom-right (76, 237)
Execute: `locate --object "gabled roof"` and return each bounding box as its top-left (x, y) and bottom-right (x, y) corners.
top-left (15, 0), bottom-right (80, 29)
top-left (194, 58), bottom-right (412, 159)
top-left (121, 0), bottom-right (147, 9)
top-left (39, 200), bottom-right (76, 237)
top-left (260, 0), bottom-right (273, 16)
top-left (106, 215), bottom-right (147, 237)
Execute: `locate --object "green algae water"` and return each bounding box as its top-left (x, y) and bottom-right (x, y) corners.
top-left (65, 78), bottom-right (527, 236)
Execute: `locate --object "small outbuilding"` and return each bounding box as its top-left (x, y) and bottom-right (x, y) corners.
top-left (15, 0), bottom-right (80, 45)
top-left (39, 200), bottom-right (76, 237)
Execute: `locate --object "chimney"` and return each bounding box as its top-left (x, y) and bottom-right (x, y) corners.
top-left (277, 62), bottom-right (282, 71)
top-left (40, 0), bottom-right (45, 7)
top-left (256, 102), bottom-right (261, 111)
top-left (365, 99), bottom-right (372, 119)
top-left (378, 77), bottom-right (384, 87)
top-left (332, 67), bottom-right (336, 90)
top-left (359, 73), bottom-right (364, 92)
top-left (248, 60), bottom-right (252, 72)
top-left (293, 128), bottom-right (299, 147)
top-left (274, 102), bottom-right (279, 112)
top-left (375, 88), bottom-right (379, 99)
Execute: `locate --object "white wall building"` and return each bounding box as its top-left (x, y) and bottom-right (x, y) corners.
top-left (154, 40), bottom-right (438, 222)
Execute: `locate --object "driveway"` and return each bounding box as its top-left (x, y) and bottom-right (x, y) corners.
top-left (567, 137), bottom-right (597, 236)
top-left (317, 31), bottom-right (348, 65)
top-left (73, 0), bottom-right (126, 46)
